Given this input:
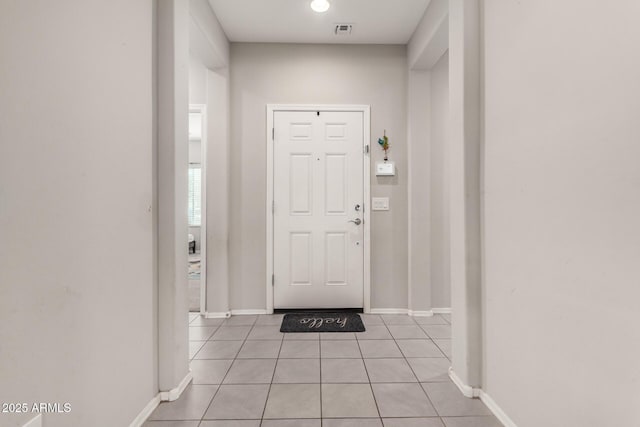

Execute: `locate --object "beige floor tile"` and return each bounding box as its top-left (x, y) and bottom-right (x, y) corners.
top-left (223, 359), bottom-right (277, 384)
top-left (321, 358), bottom-right (369, 383)
top-left (203, 384), bottom-right (269, 420)
top-left (263, 384), bottom-right (321, 419)
top-left (372, 383), bottom-right (437, 418)
top-left (272, 358), bottom-right (320, 383)
top-left (321, 384), bottom-right (379, 418)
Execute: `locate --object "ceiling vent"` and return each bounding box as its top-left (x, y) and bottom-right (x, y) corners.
top-left (334, 24), bottom-right (353, 36)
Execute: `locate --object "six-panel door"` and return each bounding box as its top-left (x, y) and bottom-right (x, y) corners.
top-left (273, 111), bottom-right (364, 309)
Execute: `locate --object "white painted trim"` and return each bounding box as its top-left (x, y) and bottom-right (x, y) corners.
top-left (160, 371), bottom-right (193, 402)
top-left (480, 390), bottom-right (519, 427)
top-left (406, 95), bottom-right (413, 319)
top-left (432, 307), bottom-right (452, 314)
top-left (266, 106), bottom-right (275, 314)
top-left (205, 311), bottom-right (231, 319)
top-left (22, 414), bottom-right (42, 427)
top-left (448, 369), bottom-right (518, 426)
top-left (362, 107), bottom-right (372, 314)
top-left (130, 371), bottom-right (194, 426)
top-left (266, 104), bottom-right (372, 313)
top-left (129, 395), bottom-right (160, 427)
top-left (231, 309), bottom-right (268, 315)
top-left (370, 308), bottom-right (409, 315)
top-left (449, 367), bottom-right (481, 398)
top-left (408, 310), bottom-right (434, 317)
top-left (190, 104), bottom-right (208, 315)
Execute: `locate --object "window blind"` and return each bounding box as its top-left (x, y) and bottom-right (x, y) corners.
top-left (188, 166), bottom-right (201, 226)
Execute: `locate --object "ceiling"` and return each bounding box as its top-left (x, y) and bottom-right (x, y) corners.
top-left (208, 0), bottom-right (431, 44)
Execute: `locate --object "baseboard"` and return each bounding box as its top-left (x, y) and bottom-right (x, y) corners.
top-left (448, 367), bottom-right (481, 398)
top-left (231, 309), bottom-right (268, 315)
top-left (370, 308), bottom-right (448, 316)
top-left (160, 371), bottom-right (193, 402)
top-left (369, 308), bottom-right (409, 315)
top-left (479, 390), bottom-right (519, 427)
top-left (129, 394), bottom-right (160, 427)
top-left (23, 414), bottom-right (42, 427)
top-left (448, 369), bottom-right (517, 427)
top-left (408, 310), bottom-right (434, 317)
top-left (205, 311), bottom-right (231, 319)
top-left (130, 371), bottom-right (192, 427)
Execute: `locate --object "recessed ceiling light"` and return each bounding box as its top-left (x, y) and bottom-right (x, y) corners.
top-left (310, 0), bottom-right (330, 13)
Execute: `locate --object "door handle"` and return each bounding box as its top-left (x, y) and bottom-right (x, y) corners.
top-left (348, 218), bottom-right (362, 225)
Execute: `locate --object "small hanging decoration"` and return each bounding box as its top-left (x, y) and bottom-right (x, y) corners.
top-left (378, 130), bottom-right (390, 161)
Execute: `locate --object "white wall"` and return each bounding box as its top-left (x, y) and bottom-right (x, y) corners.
top-left (230, 43), bottom-right (408, 310)
top-left (204, 67), bottom-right (231, 314)
top-left (407, 68), bottom-right (432, 313)
top-left (0, 1), bottom-right (155, 426)
top-left (408, 0), bottom-right (448, 70)
top-left (482, 1), bottom-right (640, 426)
top-left (407, 0), bottom-right (451, 314)
top-left (189, 56), bottom-right (207, 105)
top-left (429, 51), bottom-right (450, 308)
top-left (187, 0), bottom-right (231, 316)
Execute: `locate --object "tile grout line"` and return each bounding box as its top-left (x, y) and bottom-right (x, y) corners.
top-left (400, 320), bottom-right (448, 425)
top-left (199, 316), bottom-right (257, 423)
top-left (355, 318), bottom-right (384, 424)
top-left (259, 318), bottom-right (284, 425)
top-left (390, 316), bottom-right (446, 424)
top-left (195, 319), bottom-right (229, 424)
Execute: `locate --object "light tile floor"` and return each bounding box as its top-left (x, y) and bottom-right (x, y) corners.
top-left (145, 313), bottom-right (502, 427)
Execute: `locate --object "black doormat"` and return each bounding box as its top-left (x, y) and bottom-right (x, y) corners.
top-left (280, 312), bottom-right (366, 333)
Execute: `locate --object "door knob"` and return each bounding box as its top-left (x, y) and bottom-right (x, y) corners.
top-left (348, 218), bottom-right (362, 225)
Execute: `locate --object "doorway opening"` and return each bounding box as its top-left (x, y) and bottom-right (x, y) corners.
top-left (188, 105), bottom-right (207, 313)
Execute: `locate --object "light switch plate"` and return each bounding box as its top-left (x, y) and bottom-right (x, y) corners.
top-left (372, 197), bottom-right (389, 211)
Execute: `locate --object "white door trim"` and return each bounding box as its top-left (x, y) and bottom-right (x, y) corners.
top-left (266, 104), bottom-right (371, 313)
top-left (189, 104), bottom-right (208, 314)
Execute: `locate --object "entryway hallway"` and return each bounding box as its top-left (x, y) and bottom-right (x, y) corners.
top-left (144, 314), bottom-right (499, 426)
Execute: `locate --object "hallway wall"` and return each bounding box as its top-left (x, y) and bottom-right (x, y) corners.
top-left (0, 1), bottom-right (156, 426)
top-left (428, 51), bottom-right (450, 308)
top-left (482, 1), bottom-right (640, 426)
top-left (229, 43), bottom-right (408, 310)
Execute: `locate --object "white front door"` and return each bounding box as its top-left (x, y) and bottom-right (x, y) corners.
top-left (273, 110), bottom-right (365, 309)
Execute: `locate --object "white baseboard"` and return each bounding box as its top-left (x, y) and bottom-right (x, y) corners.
top-left (480, 390), bottom-right (518, 427)
top-left (205, 311), bottom-right (231, 319)
top-left (448, 367), bottom-right (481, 398)
top-left (129, 394), bottom-right (160, 427)
top-left (371, 308), bottom-right (450, 317)
top-left (23, 414), bottom-right (42, 427)
top-left (369, 308), bottom-right (409, 315)
top-left (130, 371), bottom-right (192, 426)
top-left (448, 368), bottom-right (517, 426)
top-left (408, 310), bottom-right (434, 317)
top-left (160, 371), bottom-right (193, 402)
top-left (231, 309), bottom-right (268, 315)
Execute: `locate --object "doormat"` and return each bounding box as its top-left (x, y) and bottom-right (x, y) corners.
top-left (280, 312), bottom-right (365, 333)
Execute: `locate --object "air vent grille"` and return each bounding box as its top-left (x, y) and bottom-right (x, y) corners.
top-left (334, 24), bottom-right (353, 35)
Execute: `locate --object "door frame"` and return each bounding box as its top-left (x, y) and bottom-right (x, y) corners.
top-left (189, 104), bottom-right (208, 314)
top-left (265, 104), bottom-right (371, 313)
